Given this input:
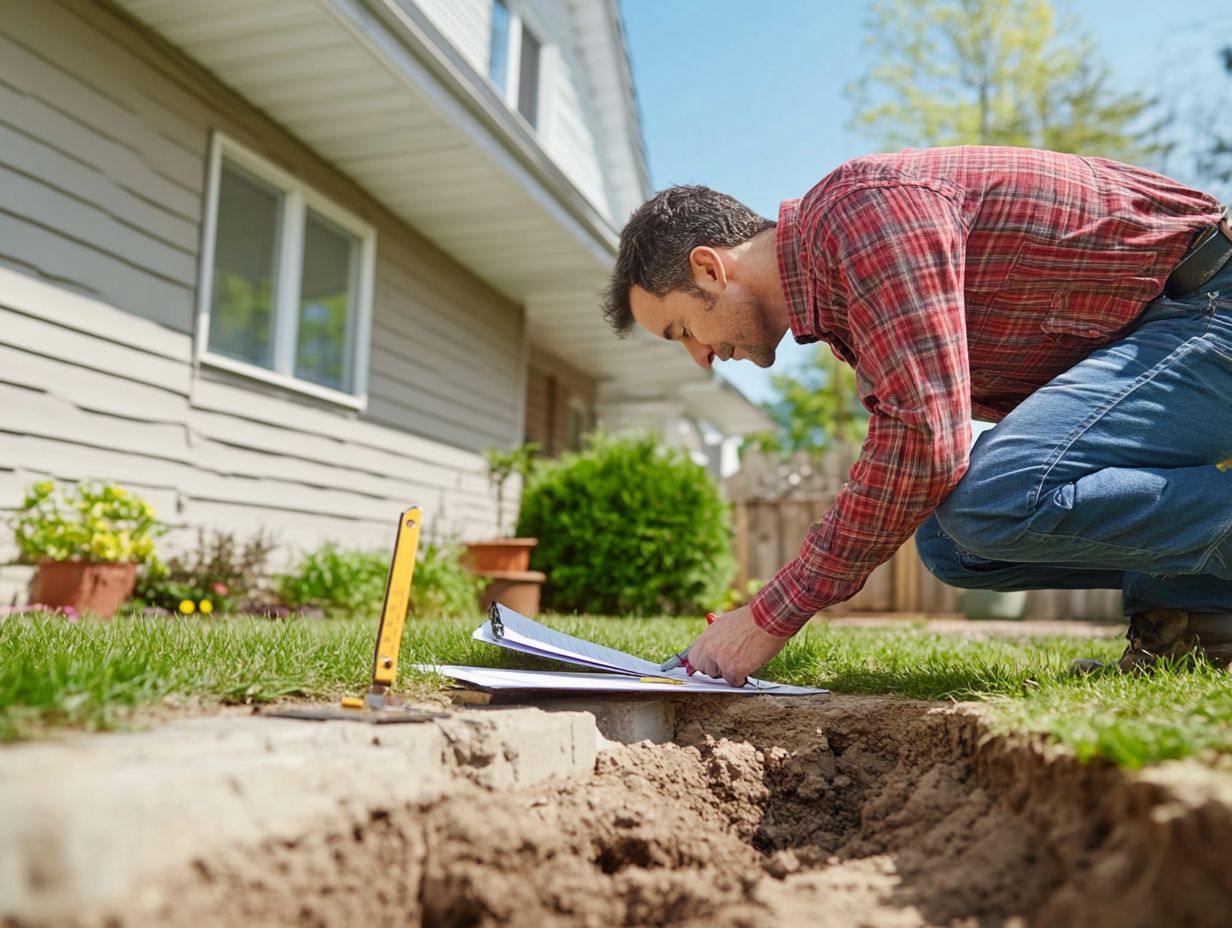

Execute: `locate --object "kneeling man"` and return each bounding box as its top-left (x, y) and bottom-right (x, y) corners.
top-left (602, 147), bottom-right (1232, 685)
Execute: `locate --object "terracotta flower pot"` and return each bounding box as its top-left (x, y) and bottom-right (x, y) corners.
top-left (32, 560), bottom-right (138, 618)
top-left (462, 538), bottom-right (538, 573)
top-left (477, 570), bottom-right (547, 617)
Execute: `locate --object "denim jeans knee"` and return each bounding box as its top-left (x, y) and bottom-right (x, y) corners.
top-left (932, 480), bottom-right (1021, 561)
top-left (914, 513), bottom-right (996, 588)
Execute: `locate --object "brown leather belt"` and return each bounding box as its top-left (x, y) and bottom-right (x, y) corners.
top-left (1164, 217), bottom-right (1232, 298)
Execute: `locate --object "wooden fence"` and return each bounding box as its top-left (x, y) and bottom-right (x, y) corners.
top-left (726, 449), bottom-right (1121, 621)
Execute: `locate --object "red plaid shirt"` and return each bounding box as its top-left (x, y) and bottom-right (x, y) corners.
top-left (750, 146), bottom-right (1225, 636)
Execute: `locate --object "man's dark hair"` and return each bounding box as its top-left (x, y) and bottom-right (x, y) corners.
top-left (602, 185), bottom-right (775, 337)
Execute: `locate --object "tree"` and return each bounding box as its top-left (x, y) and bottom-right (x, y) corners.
top-left (747, 346), bottom-right (870, 457)
top-left (848, 0), bottom-right (1167, 165)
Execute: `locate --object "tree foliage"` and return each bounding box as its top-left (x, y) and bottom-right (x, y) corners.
top-left (747, 346), bottom-right (870, 457)
top-left (849, 0), bottom-right (1167, 164)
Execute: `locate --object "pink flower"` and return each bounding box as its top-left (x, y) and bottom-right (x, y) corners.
top-left (212, 582), bottom-right (229, 596)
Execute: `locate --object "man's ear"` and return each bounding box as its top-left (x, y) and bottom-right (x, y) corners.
top-left (689, 246), bottom-right (728, 294)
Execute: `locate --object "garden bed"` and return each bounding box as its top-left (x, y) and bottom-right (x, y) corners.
top-left (109, 694), bottom-right (1231, 928)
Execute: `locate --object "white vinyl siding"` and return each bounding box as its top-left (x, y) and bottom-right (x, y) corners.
top-left (198, 135), bottom-right (376, 408)
top-left (0, 0), bottom-right (528, 599)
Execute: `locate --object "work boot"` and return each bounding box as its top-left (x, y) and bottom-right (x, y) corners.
top-left (1069, 608), bottom-right (1232, 674)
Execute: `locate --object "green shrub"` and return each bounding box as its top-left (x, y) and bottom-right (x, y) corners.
top-left (132, 528), bottom-right (278, 615)
top-left (9, 480), bottom-right (163, 564)
top-left (411, 542), bottom-right (483, 617)
top-left (276, 540), bottom-right (481, 618)
top-left (276, 544), bottom-right (388, 616)
top-left (517, 433), bottom-right (734, 616)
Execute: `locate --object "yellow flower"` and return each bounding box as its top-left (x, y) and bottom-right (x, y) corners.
top-left (179, 599), bottom-right (196, 615)
top-left (199, 599), bottom-right (214, 615)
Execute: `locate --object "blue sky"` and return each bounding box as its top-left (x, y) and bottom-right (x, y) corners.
top-left (621, 0), bottom-right (1231, 404)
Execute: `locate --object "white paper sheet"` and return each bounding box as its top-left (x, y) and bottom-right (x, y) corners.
top-left (459, 604), bottom-right (826, 695)
top-left (416, 664), bottom-right (828, 696)
top-left (474, 604), bottom-right (666, 676)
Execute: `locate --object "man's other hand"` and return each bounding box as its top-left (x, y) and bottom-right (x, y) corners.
top-left (685, 604), bottom-right (791, 687)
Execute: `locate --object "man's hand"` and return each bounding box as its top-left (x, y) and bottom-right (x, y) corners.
top-left (684, 604), bottom-right (791, 687)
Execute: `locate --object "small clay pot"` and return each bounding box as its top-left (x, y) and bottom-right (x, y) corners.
top-left (462, 539), bottom-right (538, 573)
top-left (32, 560), bottom-right (138, 618)
top-left (477, 570), bottom-right (547, 617)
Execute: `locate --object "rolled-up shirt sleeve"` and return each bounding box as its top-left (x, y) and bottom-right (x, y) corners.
top-left (751, 184), bottom-right (974, 635)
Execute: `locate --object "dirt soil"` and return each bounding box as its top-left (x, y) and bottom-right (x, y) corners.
top-left (70, 695), bottom-right (1232, 928)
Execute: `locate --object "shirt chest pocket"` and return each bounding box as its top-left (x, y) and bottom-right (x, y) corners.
top-left (995, 241), bottom-right (1160, 339)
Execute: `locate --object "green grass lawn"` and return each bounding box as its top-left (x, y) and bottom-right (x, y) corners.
top-left (2, 610), bottom-right (1229, 770)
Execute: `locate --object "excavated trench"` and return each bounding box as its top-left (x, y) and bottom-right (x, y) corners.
top-left (110, 696), bottom-right (1232, 928)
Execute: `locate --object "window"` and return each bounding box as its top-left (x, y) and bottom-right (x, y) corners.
top-left (487, 0), bottom-right (545, 129)
top-left (565, 396), bottom-right (590, 452)
top-left (198, 135), bottom-right (375, 407)
top-left (488, 0), bottom-right (511, 94)
top-left (517, 25), bottom-right (541, 126)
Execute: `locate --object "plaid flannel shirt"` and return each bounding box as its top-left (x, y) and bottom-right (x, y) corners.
top-left (750, 147), bottom-right (1225, 636)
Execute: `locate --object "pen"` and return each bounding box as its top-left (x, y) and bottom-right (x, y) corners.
top-left (659, 612), bottom-right (717, 672)
top-left (638, 676), bottom-right (685, 685)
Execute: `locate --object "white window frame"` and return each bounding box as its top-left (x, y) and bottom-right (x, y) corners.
top-left (196, 132), bottom-right (376, 410)
top-left (488, 1), bottom-right (552, 137)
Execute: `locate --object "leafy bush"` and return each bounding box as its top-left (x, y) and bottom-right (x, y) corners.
top-left (411, 542), bottom-right (483, 617)
top-left (9, 481), bottom-right (163, 563)
top-left (517, 433), bottom-right (734, 616)
top-left (276, 540), bottom-right (481, 618)
top-left (276, 544), bottom-right (388, 617)
top-left (132, 528), bottom-right (278, 615)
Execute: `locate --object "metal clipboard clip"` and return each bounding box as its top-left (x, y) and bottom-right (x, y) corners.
top-left (488, 602), bottom-right (505, 639)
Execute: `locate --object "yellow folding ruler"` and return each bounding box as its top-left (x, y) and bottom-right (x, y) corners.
top-left (267, 506), bottom-right (447, 724)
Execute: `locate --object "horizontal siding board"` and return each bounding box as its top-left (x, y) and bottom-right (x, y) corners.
top-left (374, 280), bottom-right (521, 378)
top-left (364, 362), bottom-right (516, 441)
top-left (0, 383), bottom-right (193, 464)
top-left (0, 345), bottom-right (186, 423)
top-left (187, 378), bottom-right (488, 472)
top-left (185, 407), bottom-right (487, 497)
top-left (0, 213), bottom-right (195, 331)
top-left (368, 323), bottom-right (519, 408)
top-left (0, 412), bottom-right (492, 528)
top-left (0, 122), bottom-right (198, 250)
top-left (406, 0), bottom-right (491, 75)
top-left (0, 164), bottom-right (197, 286)
top-left (0, 31), bottom-right (204, 193)
top-left (0, 81), bottom-right (201, 222)
top-left (0, 308), bottom-right (191, 392)
top-left (0, 430), bottom-right (401, 524)
top-left (0, 266), bottom-right (191, 360)
top-left (365, 392), bottom-right (514, 452)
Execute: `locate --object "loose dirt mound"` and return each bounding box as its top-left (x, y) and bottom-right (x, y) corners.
top-left (82, 695), bottom-right (1232, 928)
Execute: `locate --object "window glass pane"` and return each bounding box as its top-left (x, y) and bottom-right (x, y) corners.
top-left (489, 0), bottom-right (510, 93)
top-left (208, 162), bottom-right (281, 368)
top-left (295, 209), bottom-right (360, 393)
top-left (518, 24), bottom-right (541, 126)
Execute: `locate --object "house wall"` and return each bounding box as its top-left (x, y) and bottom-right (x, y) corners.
top-left (408, 0), bottom-right (609, 221)
top-left (0, 0), bottom-right (524, 600)
top-left (523, 347), bottom-right (597, 456)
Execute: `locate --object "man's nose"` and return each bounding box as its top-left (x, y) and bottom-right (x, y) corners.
top-left (683, 337), bottom-right (713, 368)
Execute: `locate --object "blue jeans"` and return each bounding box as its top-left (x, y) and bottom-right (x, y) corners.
top-left (916, 259), bottom-right (1232, 616)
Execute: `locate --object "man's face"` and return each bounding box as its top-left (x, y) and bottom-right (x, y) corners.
top-left (629, 282), bottom-right (783, 369)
